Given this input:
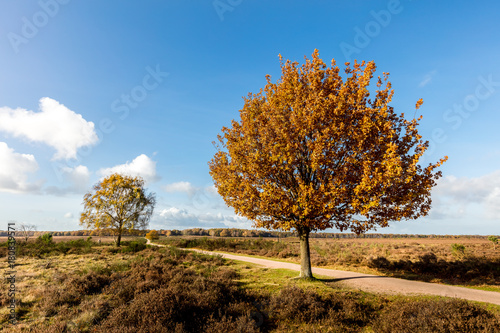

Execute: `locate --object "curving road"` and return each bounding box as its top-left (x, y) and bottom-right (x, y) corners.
top-left (145, 239), bottom-right (500, 306)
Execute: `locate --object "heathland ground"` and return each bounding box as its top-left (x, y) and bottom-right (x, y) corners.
top-left (0, 235), bottom-right (499, 332)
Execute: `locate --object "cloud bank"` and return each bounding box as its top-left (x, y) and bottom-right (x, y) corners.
top-left (430, 170), bottom-right (500, 219)
top-left (156, 207), bottom-right (249, 229)
top-left (0, 142), bottom-right (42, 193)
top-left (98, 154), bottom-right (158, 183)
top-left (0, 97), bottom-right (98, 160)
top-left (163, 181), bottom-right (197, 196)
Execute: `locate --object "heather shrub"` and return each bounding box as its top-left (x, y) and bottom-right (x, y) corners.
top-left (0, 290), bottom-right (9, 307)
top-left (451, 243), bottom-right (466, 258)
top-left (68, 238), bottom-right (93, 248)
top-left (268, 285), bottom-right (377, 330)
top-left (10, 244), bottom-right (500, 332)
top-left (14, 237), bottom-right (100, 257)
top-left (367, 255), bottom-right (391, 269)
top-left (488, 235), bottom-right (498, 249)
top-left (70, 271), bottom-right (111, 295)
top-left (269, 286), bottom-right (326, 323)
top-left (0, 245), bottom-right (7, 257)
top-left (161, 237), bottom-right (293, 257)
top-left (36, 271), bottom-right (111, 317)
top-left (96, 251), bottom-right (258, 332)
top-left (366, 252), bottom-right (500, 284)
top-left (372, 298), bottom-right (500, 333)
top-left (98, 285), bottom-right (255, 332)
top-left (21, 322), bottom-right (69, 333)
top-left (120, 239), bottom-right (147, 253)
top-left (203, 314), bottom-right (261, 333)
top-left (37, 285), bottom-right (82, 316)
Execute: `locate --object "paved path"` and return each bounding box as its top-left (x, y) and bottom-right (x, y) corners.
top-left (145, 239), bottom-right (500, 306)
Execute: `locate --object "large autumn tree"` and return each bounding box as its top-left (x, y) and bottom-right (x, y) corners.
top-left (209, 50), bottom-right (447, 278)
top-left (80, 173), bottom-right (156, 246)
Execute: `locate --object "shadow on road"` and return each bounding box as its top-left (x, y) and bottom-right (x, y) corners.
top-left (317, 275), bottom-right (387, 283)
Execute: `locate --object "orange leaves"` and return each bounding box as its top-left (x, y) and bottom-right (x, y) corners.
top-left (209, 50), bottom-right (446, 236)
top-left (416, 98), bottom-right (424, 110)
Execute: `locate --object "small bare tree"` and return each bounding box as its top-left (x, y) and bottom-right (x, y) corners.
top-left (19, 223), bottom-right (37, 242)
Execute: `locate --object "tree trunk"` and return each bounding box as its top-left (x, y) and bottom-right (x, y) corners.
top-left (116, 223), bottom-right (122, 247)
top-left (299, 229), bottom-right (313, 279)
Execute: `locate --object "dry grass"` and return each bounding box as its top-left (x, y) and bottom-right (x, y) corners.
top-left (0, 235), bottom-right (141, 244)
top-left (160, 236), bottom-right (500, 288)
top-left (1, 238), bottom-right (499, 332)
top-left (0, 246), bottom-right (260, 332)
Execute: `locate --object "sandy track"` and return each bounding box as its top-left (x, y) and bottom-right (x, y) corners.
top-left (145, 239), bottom-right (500, 306)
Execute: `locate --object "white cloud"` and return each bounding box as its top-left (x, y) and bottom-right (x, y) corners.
top-left (98, 154), bottom-right (159, 183)
top-left (164, 181), bottom-right (197, 195)
top-left (159, 207), bottom-right (197, 221)
top-left (156, 207), bottom-right (250, 229)
top-left (0, 97), bottom-right (98, 160)
top-left (418, 70), bottom-right (437, 88)
top-left (426, 196), bottom-right (465, 220)
top-left (64, 212), bottom-right (74, 218)
top-left (0, 142), bottom-right (42, 193)
top-left (434, 171), bottom-right (500, 204)
top-left (431, 170), bottom-right (500, 219)
top-left (485, 187), bottom-right (500, 218)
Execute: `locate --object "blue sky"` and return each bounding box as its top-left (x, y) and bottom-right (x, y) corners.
top-left (1, 0), bottom-right (499, 235)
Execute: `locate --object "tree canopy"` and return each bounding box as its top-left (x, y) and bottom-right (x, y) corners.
top-left (80, 173), bottom-right (156, 246)
top-left (209, 50), bottom-right (447, 277)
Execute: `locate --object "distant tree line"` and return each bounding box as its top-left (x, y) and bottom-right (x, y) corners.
top-left (0, 228), bottom-right (145, 237)
top-left (154, 229), bottom-right (497, 240)
top-left (0, 228), bottom-right (496, 240)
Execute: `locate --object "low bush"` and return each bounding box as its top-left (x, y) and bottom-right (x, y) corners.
top-left (269, 286), bottom-right (326, 323)
top-left (36, 271), bottom-right (112, 317)
top-left (160, 237), bottom-right (500, 285)
top-left (9, 237), bottom-right (105, 257)
top-left (161, 237), bottom-right (295, 259)
top-left (9, 246), bottom-right (500, 332)
top-left (120, 240), bottom-right (147, 253)
top-left (95, 250), bottom-right (258, 332)
top-left (367, 253), bottom-right (500, 284)
top-left (373, 298), bottom-right (500, 332)
top-left (37, 233), bottom-right (53, 245)
top-left (451, 243), bottom-right (466, 258)
top-left (268, 285), bottom-right (378, 331)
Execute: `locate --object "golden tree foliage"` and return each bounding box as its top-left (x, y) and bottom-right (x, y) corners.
top-left (209, 50), bottom-right (447, 277)
top-left (146, 229), bottom-right (159, 241)
top-left (80, 173), bottom-right (156, 246)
